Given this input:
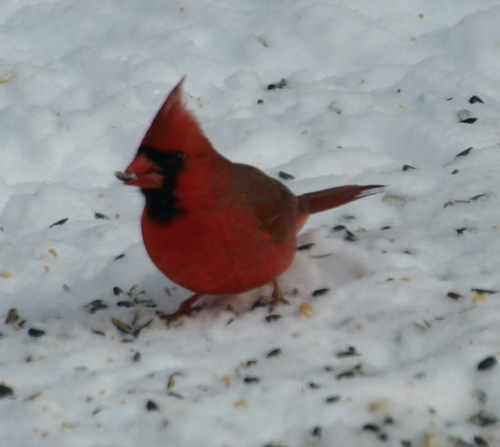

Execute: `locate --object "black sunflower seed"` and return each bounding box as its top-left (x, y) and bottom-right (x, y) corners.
top-left (28, 328), bottom-right (45, 338)
top-left (469, 96), bottom-right (484, 104)
top-left (297, 243), bottom-right (315, 251)
top-left (312, 288), bottom-right (329, 297)
top-left (447, 292), bottom-right (463, 300)
top-left (146, 400), bottom-right (159, 412)
top-left (49, 218), bottom-right (68, 228)
top-left (402, 164), bottom-right (416, 171)
top-left (243, 376), bottom-right (261, 384)
top-left (0, 384), bottom-right (14, 398)
top-left (266, 348), bottom-right (282, 358)
top-left (278, 171), bottom-right (295, 180)
top-left (477, 356), bottom-right (497, 371)
top-left (460, 117), bottom-right (477, 124)
top-left (455, 147), bottom-right (473, 158)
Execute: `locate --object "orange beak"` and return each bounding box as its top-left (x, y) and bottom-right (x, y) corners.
top-left (115, 153), bottom-right (164, 189)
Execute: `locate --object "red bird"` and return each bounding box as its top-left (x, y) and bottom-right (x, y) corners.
top-left (116, 78), bottom-right (382, 319)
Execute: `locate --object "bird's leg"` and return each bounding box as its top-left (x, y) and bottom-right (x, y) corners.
top-left (269, 279), bottom-right (290, 308)
top-left (158, 293), bottom-right (203, 321)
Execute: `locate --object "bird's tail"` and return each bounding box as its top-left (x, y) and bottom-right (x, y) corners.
top-left (298, 185), bottom-right (384, 216)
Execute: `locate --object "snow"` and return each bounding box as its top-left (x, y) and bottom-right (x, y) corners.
top-left (1, 1), bottom-right (500, 446)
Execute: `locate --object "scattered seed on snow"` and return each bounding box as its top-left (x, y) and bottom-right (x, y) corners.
top-left (116, 301), bottom-right (135, 308)
top-left (132, 352), bottom-right (141, 363)
top-left (24, 392), bottom-right (43, 402)
top-left (251, 297), bottom-right (268, 309)
top-left (471, 288), bottom-right (498, 295)
top-left (28, 328), bottom-right (46, 338)
top-left (312, 288), bottom-right (329, 298)
top-left (267, 78), bottom-right (287, 90)
top-left (49, 218), bottom-right (68, 228)
top-left (243, 376), bottom-right (261, 384)
top-left (336, 346), bottom-right (359, 358)
top-left (146, 400), bottom-right (159, 412)
top-left (473, 435), bottom-right (489, 446)
top-left (233, 399), bottom-right (249, 409)
top-left (447, 292), bottom-right (463, 300)
top-left (325, 395), bottom-right (340, 404)
top-left (297, 243), bottom-right (315, 251)
top-left (460, 117), bottom-right (478, 124)
top-left (383, 416), bottom-right (394, 425)
top-left (344, 230), bottom-right (358, 242)
top-left (278, 171), bottom-right (295, 180)
top-left (0, 384), bottom-right (14, 398)
top-left (369, 400), bottom-right (389, 412)
top-left (311, 426), bottom-right (322, 438)
top-left (299, 302), bottom-right (314, 318)
top-left (5, 308), bottom-right (19, 324)
top-left (114, 253), bottom-right (125, 261)
top-left (112, 318), bottom-right (133, 334)
top-left (413, 319), bottom-right (432, 330)
top-left (0, 72), bottom-right (15, 84)
top-left (470, 193), bottom-right (487, 201)
top-left (266, 348), bottom-right (282, 358)
top-left (168, 391), bottom-right (184, 399)
top-left (455, 147), bottom-right (473, 158)
top-left (94, 212), bottom-right (109, 220)
top-left (336, 364), bottom-right (364, 380)
top-left (265, 314), bottom-right (282, 323)
top-left (469, 95), bottom-right (484, 104)
top-left (0, 271), bottom-right (13, 278)
top-left (468, 411), bottom-right (498, 427)
top-left (113, 286), bottom-right (123, 296)
top-left (378, 433), bottom-right (388, 441)
top-left (402, 164), bottom-right (416, 171)
top-left (84, 300), bottom-right (108, 314)
top-left (48, 248), bottom-right (58, 257)
top-left (477, 356), bottom-right (497, 371)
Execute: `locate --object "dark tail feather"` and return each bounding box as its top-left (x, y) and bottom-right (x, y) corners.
top-left (298, 185), bottom-right (384, 215)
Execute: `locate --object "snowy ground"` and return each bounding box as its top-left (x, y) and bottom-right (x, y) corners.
top-left (2, 1), bottom-right (500, 446)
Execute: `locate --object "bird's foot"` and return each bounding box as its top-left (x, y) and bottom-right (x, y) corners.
top-left (269, 282), bottom-right (290, 308)
top-left (158, 293), bottom-right (203, 323)
top-left (252, 280), bottom-right (289, 311)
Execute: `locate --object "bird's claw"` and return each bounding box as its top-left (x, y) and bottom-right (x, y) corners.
top-left (158, 293), bottom-right (203, 323)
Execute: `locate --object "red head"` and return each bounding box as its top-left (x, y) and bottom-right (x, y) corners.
top-left (116, 77), bottom-right (218, 189)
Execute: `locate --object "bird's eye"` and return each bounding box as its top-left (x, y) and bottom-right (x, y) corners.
top-left (175, 151), bottom-right (187, 160)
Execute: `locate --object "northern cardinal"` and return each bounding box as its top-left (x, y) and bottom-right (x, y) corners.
top-left (116, 78), bottom-right (382, 320)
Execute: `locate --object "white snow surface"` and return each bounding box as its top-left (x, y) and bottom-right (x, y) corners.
top-left (1, 1), bottom-right (500, 446)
